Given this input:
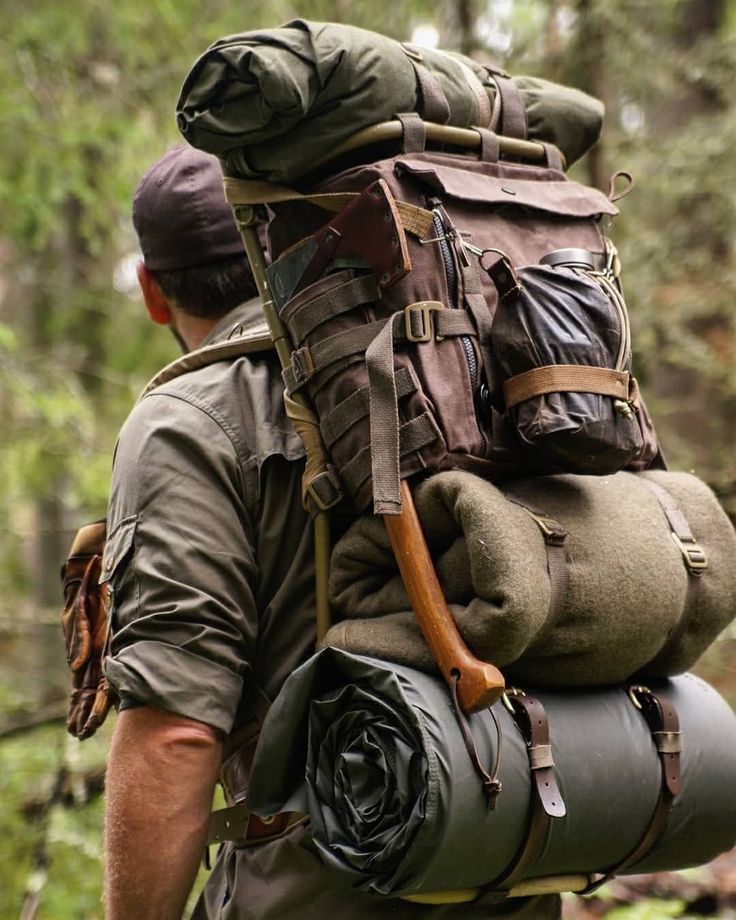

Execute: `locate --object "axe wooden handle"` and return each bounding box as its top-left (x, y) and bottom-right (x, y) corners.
top-left (384, 481), bottom-right (505, 714)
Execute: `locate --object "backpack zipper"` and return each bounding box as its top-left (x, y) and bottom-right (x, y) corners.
top-left (430, 208), bottom-right (479, 391)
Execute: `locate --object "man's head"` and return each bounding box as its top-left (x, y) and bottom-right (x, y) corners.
top-left (132, 145), bottom-right (256, 349)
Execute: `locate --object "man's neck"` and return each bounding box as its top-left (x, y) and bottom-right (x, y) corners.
top-left (170, 310), bottom-right (218, 353)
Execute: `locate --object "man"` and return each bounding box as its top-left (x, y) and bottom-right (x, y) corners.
top-left (102, 144), bottom-right (561, 919)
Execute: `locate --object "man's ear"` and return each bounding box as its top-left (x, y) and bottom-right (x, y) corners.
top-left (136, 261), bottom-right (172, 326)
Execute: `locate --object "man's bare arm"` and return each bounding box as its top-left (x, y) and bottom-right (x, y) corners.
top-left (104, 706), bottom-right (222, 920)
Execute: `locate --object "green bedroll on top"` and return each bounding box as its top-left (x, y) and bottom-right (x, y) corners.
top-left (176, 19), bottom-right (604, 182)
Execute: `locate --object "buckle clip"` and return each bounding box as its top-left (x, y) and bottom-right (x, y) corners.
top-left (671, 533), bottom-right (708, 575)
top-left (290, 347), bottom-right (315, 386)
top-left (526, 511), bottom-right (567, 547)
top-left (502, 687), bottom-right (526, 715)
top-left (404, 301), bottom-right (444, 343)
top-left (305, 465), bottom-right (343, 512)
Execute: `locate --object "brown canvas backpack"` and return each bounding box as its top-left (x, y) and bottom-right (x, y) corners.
top-left (262, 114), bottom-right (661, 516)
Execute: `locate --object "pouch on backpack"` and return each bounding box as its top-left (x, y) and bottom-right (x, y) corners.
top-left (487, 248), bottom-right (659, 474)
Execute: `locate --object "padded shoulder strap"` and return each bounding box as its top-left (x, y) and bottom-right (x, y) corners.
top-left (138, 325), bottom-right (274, 401)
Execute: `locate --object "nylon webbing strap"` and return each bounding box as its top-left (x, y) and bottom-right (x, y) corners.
top-left (541, 142), bottom-right (564, 172)
top-left (396, 112), bottom-right (427, 153)
top-left (490, 692), bottom-right (565, 892)
top-left (503, 365), bottom-right (631, 409)
top-left (138, 327), bottom-right (273, 400)
top-left (581, 686), bottom-right (682, 894)
top-left (638, 477), bottom-right (707, 674)
top-left (486, 68), bottom-right (528, 140)
top-left (475, 128), bottom-right (500, 163)
top-left (283, 310), bottom-right (477, 395)
top-left (287, 273), bottom-right (380, 345)
top-left (341, 411), bottom-right (442, 497)
top-left (321, 365), bottom-right (417, 449)
top-left (403, 51), bottom-right (451, 125)
top-left (508, 499), bottom-right (569, 644)
top-left (458, 247), bottom-right (494, 377)
top-left (450, 56), bottom-right (493, 127)
top-left (223, 177), bottom-right (435, 241)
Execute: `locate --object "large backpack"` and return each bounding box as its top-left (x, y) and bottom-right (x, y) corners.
top-left (261, 112), bottom-right (661, 515)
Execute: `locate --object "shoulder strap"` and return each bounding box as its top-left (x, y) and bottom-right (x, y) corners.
top-left (138, 325), bottom-right (274, 401)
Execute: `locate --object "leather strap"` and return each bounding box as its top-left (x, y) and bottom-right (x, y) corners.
top-left (638, 478), bottom-right (707, 673)
top-left (207, 804), bottom-right (306, 847)
top-left (489, 692), bottom-right (565, 892)
top-left (450, 673), bottom-right (503, 809)
top-left (503, 365), bottom-right (632, 409)
top-left (581, 686), bottom-right (682, 894)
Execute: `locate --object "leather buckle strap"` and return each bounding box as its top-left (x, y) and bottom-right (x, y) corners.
top-left (207, 804), bottom-right (306, 847)
top-left (581, 686), bottom-right (682, 895)
top-left (488, 690), bottom-right (565, 893)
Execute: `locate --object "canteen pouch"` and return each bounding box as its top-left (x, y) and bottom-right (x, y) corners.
top-left (61, 519), bottom-right (117, 739)
top-left (488, 256), bottom-right (657, 473)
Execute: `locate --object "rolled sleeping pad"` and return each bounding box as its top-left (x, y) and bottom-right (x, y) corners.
top-left (247, 648), bottom-right (736, 900)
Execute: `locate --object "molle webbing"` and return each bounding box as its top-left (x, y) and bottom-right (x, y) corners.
top-left (503, 365), bottom-right (632, 410)
top-left (285, 272), bottom-right (380, 344)
top-left (341, 411), bottom-right (442, 499)
top-left (321, 366), bottom-right (417, 450)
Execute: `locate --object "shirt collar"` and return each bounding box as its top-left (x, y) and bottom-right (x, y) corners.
top-left (201, 298), bottom-right (269, 348)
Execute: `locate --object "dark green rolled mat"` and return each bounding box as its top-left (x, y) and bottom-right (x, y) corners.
top-left (176, 19), bottom-right (603, 181)
top-left (247, 648), bottom-right (736, 899)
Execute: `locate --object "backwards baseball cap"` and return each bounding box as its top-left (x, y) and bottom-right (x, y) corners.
top-left (132, 145), bottom-right (245, 271)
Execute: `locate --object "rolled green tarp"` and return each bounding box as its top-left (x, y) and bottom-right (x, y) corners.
top-left (247, 648), bottom-right (736, 898)
top-left (176, 19), bottom-right (603, 181)
top-left (325, 470), bottom-right (736, 685)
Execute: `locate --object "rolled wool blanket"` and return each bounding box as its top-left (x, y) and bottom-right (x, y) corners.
top-left (325, 471), bottom-right (736, 685)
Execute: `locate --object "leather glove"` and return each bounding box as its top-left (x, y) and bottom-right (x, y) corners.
top-left (61, 520), bottom-right (118, 739)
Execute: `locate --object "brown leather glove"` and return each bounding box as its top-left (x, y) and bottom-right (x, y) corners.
top-left (61, 520), bottom-right (118, 739)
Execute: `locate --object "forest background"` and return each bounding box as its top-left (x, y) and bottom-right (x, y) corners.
top-left (0, 0), bottom-right (735, 918)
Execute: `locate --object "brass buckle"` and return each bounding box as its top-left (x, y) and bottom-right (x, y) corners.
top-left (525, 510), bottom-right (567, 547)
top-left (502, 687), bottom-right (525, 715)
top-left (671, 533), bottom-right (708, 575)
top-left (404, 301), bottom-right (444, 343)
top-left (628, 685), bottom-right (651, 710)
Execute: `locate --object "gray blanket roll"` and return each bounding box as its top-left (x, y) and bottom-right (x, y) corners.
top-left (325, 471), bottom-right (736, 685)
top-left (177, 20), bottom-right (604, 181)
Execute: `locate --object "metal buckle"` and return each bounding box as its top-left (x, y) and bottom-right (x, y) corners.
top-left (671, 533), bottom-right (708, 575)
top-left (290, 347), bottom-right (314, 385)
top-left (628, 685), bottom-right (651, 710)
top-left (305, 466), bottom-right (343, 512)
top-left (526, 511), bottom-right (567, 547)
top-left (502, 687), bottom-right (525, 715)
top-left (404, 301), bottom-right (443, 343)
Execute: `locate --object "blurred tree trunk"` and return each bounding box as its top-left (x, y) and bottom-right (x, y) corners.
top-left (572, 0), bottom-right (610, 191)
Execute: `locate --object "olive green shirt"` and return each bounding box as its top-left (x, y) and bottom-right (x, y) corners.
top-left (103, 301), bottom-right (314, 734)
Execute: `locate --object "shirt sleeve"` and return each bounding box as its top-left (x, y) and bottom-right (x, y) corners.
top-left (103, 390), bottom-right (259, 736)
